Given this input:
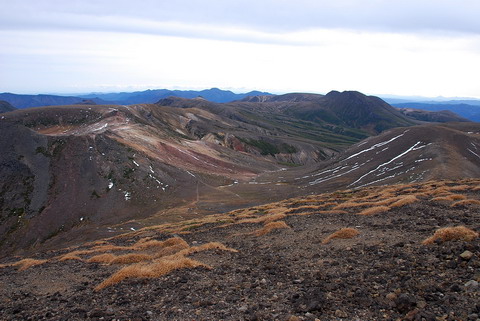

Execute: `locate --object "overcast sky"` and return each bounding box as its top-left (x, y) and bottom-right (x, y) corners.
top-left (1, 0), bottom-right (479, 98)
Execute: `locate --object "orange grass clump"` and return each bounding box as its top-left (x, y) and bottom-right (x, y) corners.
top-left (254, 221), bottom-right (290, 236)
top-left (447, 185), bottom-right (471, 192)
top-left (291, 209), bottom-right (348, 216)
top-left (110, 253), bottom-right (153, 264)
top-left (422, 226), bottom-right (479, 245)
top-left (236, 213), bottom-right (287, 225)
top-left (358, 206), bottom-right (390, 216)
top-left (133, 237), bottom-right (189, 250)
top-left (95, 257), bottom-right (211, 291)
top-left (87, 253), bottom-right (116, 264)
top-left (334, 201), bottom-right (369, 209)
top-left (389, 195), bottom-right (418, 208)
top-left (59, 254), bottom-right (83, 262)
top-left (450, 199), bottom-right (480, 207)
top-left (12, 258), bottom-right (47, 271)
top-left (175, 242), bottom-right (238, 258)
top-left (322, 228), bottom-right (360, 244)
top-left (95, 240), bottom-right (236, 290)
top-left (431, 194), bottom-right (467, 202)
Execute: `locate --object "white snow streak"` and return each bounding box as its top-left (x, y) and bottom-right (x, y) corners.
top-left (344, 131), bottom-right (407, 161)
top-left (349, 141), bottom-right (424, 187)
top-left (468, 148), bottom-right (480, 159)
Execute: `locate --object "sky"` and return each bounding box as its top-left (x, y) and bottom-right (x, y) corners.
top-left (1, 0), bottom-right (480, 98)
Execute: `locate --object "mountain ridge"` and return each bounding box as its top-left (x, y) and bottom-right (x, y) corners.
top-left (0, 88), bottom-right (273, 109)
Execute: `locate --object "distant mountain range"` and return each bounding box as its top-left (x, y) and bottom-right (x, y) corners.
top-left (2, 89), bottom-right (479, 123)
top-left (392, 102), bottom-right (480, 122)
top-left (0, 88), bottom-right (272, 109)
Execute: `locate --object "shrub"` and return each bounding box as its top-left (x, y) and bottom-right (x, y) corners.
top-left (322, 228), bottom-right (360, 244)
top-left (358, 206), bottom-right (390, 216)
top-left (422, 226), bottom-right (478, 245)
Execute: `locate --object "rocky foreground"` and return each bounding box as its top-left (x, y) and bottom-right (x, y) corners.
top-left (1, 179), bottom-right (479, 321)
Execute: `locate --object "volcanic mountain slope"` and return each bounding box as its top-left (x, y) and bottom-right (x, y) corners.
top-left (0, 95), bottom-right (372, 256)
top-left (0, 91), bottom-right (469, 256)
top-left (240, 91), bottom-right (417, 134)
top-left (284, 122), bottom-right (480, 192)
top-left (0, 179), bottom-right (478, 320)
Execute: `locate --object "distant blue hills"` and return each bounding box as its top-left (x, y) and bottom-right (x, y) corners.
top-left (0, 88), bottom-right (272, 109)
top-left (391, 102), bottom-right (480, 122)
top-left (1, 88), bottom-right (479, 122)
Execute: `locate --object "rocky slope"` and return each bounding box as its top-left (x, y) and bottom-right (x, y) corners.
top-left (0, 179), bottom-right (478, 320)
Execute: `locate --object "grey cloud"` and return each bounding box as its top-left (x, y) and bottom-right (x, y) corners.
top-left (1, 0), bottom-right (480, 38)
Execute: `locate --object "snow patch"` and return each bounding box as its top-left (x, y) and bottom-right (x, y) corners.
top-left (468, 148), bottom-right (480, 159)
top-left (344, 131), bottom-right (407, 161)
top-left (349, 141), bottom-right (424, 187)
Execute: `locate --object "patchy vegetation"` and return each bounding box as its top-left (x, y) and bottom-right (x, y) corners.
top-left (422, 226), bottom-right (479, 245)
top-left (322, 227), bottom-right (360, 244)
top-left (1, 179), bottom-right (479, 320)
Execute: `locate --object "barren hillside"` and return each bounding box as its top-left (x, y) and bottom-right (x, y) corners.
top-left (0, 179), bottom-right (478, 320)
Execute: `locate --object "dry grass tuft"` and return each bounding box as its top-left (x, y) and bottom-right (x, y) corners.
top-left (133, 237), bottom-right (189, 251)
top-left (447, 185), bottom-right (471, 192)
top-left (431, 194), bottom-right (467, 202)
top-left (422, 226), bottom-right (479, 245)
top-left (448, 194), bottom-right (468, 201)
top-left (12, 258), bottom-right (48, 271)
top-left (358, 206), bottom-right (390, 216)
top-left (390, 195), bottom-right (418, 208)
top-left (176, 242), bottom-right (238, 258)
top-left (254, 221), bottom-right (290, 236)
top-left (110, 253), bottom-right (153, 264)
top-left (236, 213), bottom-right (287, 225)
top-left (95, 256), bottom-right (211, 291)
top-left (292, 209), bottom-right (348, 216)
top-left (334, 201), bottom-right (368, 209)
top-left (153, 243), bottom-right (190, 258)
top-left (59, 254), bottom-right (83, 262)
top-left (322, 228), bottom-right (360, 244)
top-left (450, 199), bottom-right (480, 207)
top-left (87, 253), bottom-right (116, 264)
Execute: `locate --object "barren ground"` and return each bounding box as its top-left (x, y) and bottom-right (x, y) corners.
top-left (1, 179), bottom-right (479, 321)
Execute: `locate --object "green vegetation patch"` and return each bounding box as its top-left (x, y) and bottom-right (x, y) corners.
top-left (239, 138), bottom-right (297, 156)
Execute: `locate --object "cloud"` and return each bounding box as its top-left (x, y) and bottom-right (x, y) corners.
top-left (1, 0), bottom-right (480, 43)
